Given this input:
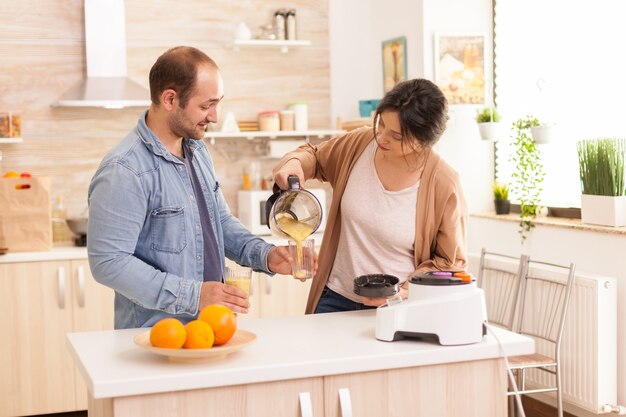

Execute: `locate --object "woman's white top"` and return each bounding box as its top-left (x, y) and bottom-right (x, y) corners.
top-left (327, 139), bottom-right (419, 303)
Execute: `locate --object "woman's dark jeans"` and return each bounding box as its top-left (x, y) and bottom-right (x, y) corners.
top-left (314, 286), bottom-right (378, 314)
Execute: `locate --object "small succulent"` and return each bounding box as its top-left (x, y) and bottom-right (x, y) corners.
top-left (476, 107), bottom-right (501, 123)
top-left (492, 182), bottom-right (509, 201)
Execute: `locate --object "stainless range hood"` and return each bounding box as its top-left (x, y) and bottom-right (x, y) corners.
top-left (54, 0), bottom-right (151, 109)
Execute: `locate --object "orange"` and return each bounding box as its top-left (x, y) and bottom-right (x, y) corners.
top-left (149, 318), bottom-right (186, 349)
top-left (3, 171), bottom-right (19, 178)
top-left (198, 304), bottom-right (237, 345)
top-left (183, 320), bottom-right (214, 349)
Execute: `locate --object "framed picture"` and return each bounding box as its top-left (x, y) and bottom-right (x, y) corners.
top-left (434, 33), bottom-right (485, 105)
top-left (382, 36), bottom-right (407, 94)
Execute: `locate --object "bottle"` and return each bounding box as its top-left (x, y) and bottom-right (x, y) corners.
top-left (274, 9), bottom-right (286, 40)
top-left (288, 102), bottom-right (308, 131)
top-left (52, 196), bottom-right (69, 244)
top-left (286, 9), bottom-right (297, 40)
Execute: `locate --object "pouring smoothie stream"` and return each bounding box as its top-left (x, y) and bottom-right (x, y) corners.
top-left (276, 216), bottom-right (314, 278)
top-left (266, 175), bottom-right (323, 279)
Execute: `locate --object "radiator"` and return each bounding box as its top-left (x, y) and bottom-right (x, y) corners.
top-left (468, 254), bottom-right (618, 414)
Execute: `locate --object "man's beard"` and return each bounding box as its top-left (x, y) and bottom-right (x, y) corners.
top-left (170, 109), bottom-right (205, 140)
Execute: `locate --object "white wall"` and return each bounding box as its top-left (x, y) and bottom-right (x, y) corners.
top-left (328, 0), bottom-right (494, 214)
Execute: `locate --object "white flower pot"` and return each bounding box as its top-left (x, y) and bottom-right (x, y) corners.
top-left (581, 194), bottom-right (626, 227)
top-left (477, 122), bottom-right (502, 141)
top-left (530, 125), bottom-right (556, 144)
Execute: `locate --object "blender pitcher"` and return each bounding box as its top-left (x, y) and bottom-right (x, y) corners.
top-left (265, 175), bottom-right (323, 240)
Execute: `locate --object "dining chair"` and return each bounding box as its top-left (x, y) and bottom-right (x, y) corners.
top-left (476, 248), bottom-right (530, 331)
top-left (507, 259), bottom-right (576, 417)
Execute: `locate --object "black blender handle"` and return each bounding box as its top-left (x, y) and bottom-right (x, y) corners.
top-left (287, 175), bottom-right (301, 190)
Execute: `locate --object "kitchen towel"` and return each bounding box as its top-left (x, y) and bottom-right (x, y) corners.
top-left (0, 177), bottom-right (53, 252)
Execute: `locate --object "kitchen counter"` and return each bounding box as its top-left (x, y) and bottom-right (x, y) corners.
top-left (0, 232), bottom-right (322, 265)
top-left (0, 245), bottom-right (87, 263)
top-left (67, 310), bottom-right (533, 417)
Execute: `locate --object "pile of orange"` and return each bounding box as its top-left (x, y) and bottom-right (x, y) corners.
top-left (149, 304), bottom-right (237, 349)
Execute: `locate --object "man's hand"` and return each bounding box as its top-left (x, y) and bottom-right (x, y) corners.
top-left (267, 246), bottom-right (294, 275)
top-left (267, 245), bottom-right (319, 281)
top-left (273, 159), bottom-right (305, 190)
top-left (199, 281), bottom-right (249, 314)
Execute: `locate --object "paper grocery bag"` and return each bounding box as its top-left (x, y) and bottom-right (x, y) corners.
top-left (0, 177), bottom-right (53, 252)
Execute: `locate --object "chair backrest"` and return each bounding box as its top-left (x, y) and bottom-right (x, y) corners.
top-left (515, 259), bottom-right (576, 360)
top-left (476, 248), bottom-right (529, 330)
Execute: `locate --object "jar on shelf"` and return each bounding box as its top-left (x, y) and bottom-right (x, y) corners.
top-left (0, 111), bottom-right (21, 138)
top-left (274, 9), bottom-right (287, 40)
top-left (258, 111), bottom-right (280, 132)
top-left (279, 110), bottom-right (295, 131)
top-left (286, 9), bottom-right (297, 40)
top-left (287, 102), bottom-right (308, 131)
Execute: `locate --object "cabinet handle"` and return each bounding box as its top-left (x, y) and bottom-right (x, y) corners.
top-left (264, 275), bottom-right (272, 295)
top-left (77, 265), bottom-right (85, 307)
top-left (57, 266), bottom-right (66, 309)
top-left (299, 392), bottom-right (313, 417)
top-left (339, 388), bottom-right (353, 417)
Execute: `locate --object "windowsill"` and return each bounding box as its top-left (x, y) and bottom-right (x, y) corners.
top-left (471, 212), bottom-right (626, 236)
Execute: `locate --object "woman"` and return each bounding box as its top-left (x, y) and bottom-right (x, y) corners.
top-left (273, 78), bottom-right (468, 314)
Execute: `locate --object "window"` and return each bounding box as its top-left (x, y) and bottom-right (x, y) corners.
top-left (494, 0), bottom-right (626, 208)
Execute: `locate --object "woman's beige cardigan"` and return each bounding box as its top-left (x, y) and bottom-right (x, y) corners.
top-left (273, 127), bottom-right (469, 314)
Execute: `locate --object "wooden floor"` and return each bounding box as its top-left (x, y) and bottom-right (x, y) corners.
top-left (522, 396), bottom-right (576, 417)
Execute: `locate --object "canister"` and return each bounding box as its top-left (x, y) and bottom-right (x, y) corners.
top-left (0, 111), bottom-right (21, 138)
top-left (258, 111), bottom-right (280, 132)
top-left (287, 102), bottom-right (308, 131)
top-left (279, 110), bottom-right (295, 131)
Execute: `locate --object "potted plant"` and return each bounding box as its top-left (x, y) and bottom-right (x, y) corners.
top-left (510, 116), bottom-right (546, 241)
top-left (493, 182), bottom-right (511, 214)
top-left (475, 107), bottom-right (501, 141)
top-left (577, 138), bottom-right (626, 226)
top-left (530, 120), bottom-right (556, 144)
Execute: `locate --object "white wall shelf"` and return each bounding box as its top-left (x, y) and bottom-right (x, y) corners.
top-left (204, 129), bottom-right (344, 142)
top-left (0, 137), bottom-right (23, 144)
top-left (233, 39), bottom-right (311, 53)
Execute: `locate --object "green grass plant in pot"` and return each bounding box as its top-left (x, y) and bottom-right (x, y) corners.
top-left (476, 107), bottom-right (501, 141)
top-left (493, 182), bottom-right (510, 214)
top-left (577, 138), bottom-right (626, 226)
top-left (510, 116), bottom-right (545, 241)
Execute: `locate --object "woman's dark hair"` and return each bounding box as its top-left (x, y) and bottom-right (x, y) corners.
top-left (374, 78), bottom-right (448, 148)
top-left (149, 46), bottom-right (218, 108)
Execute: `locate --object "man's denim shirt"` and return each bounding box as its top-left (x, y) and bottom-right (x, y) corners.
top-left (88, 111), bottom-right (274, 329)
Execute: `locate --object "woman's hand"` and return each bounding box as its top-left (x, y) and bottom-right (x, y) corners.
top-left (361, 285), bottom-right (409, 307)
top-left (273, 159), bottom-right (305, 190)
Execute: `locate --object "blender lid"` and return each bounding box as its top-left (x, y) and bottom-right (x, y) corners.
top-left (353, 274), bottom-right (399, 297)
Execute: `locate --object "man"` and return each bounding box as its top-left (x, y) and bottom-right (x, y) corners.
top-left (88, 46), bottom-right (296, 329)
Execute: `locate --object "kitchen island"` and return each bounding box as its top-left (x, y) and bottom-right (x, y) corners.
top-left (67, 310), bottom-right (533, 417)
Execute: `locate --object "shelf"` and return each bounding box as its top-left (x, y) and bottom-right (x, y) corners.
top-left (204, 129), bottom-right (344, 141)
top-left (0, 137), bottom-right (23, 144)
top-left (233, 39), bottom-right (311, 53)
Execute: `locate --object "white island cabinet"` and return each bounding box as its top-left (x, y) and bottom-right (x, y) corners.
top-left (67, 310), bottom-right (533, 417)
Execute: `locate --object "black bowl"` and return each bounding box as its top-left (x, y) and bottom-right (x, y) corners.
top-left (353, 274), bottom-right (400, 297)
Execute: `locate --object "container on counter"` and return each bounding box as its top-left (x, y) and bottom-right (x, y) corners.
top-left (51, 195), bottom-right (70, 243)
top-left (287, 102), bottom-right (308, 131)
top-left (286, 9), bottom-right (297, 40)
top-left (258, 110), bottom-right (280, 132)
top-left (279, 110), bottom-right (295, 131)
top-left (0, 111), bottom-right (21, 138)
